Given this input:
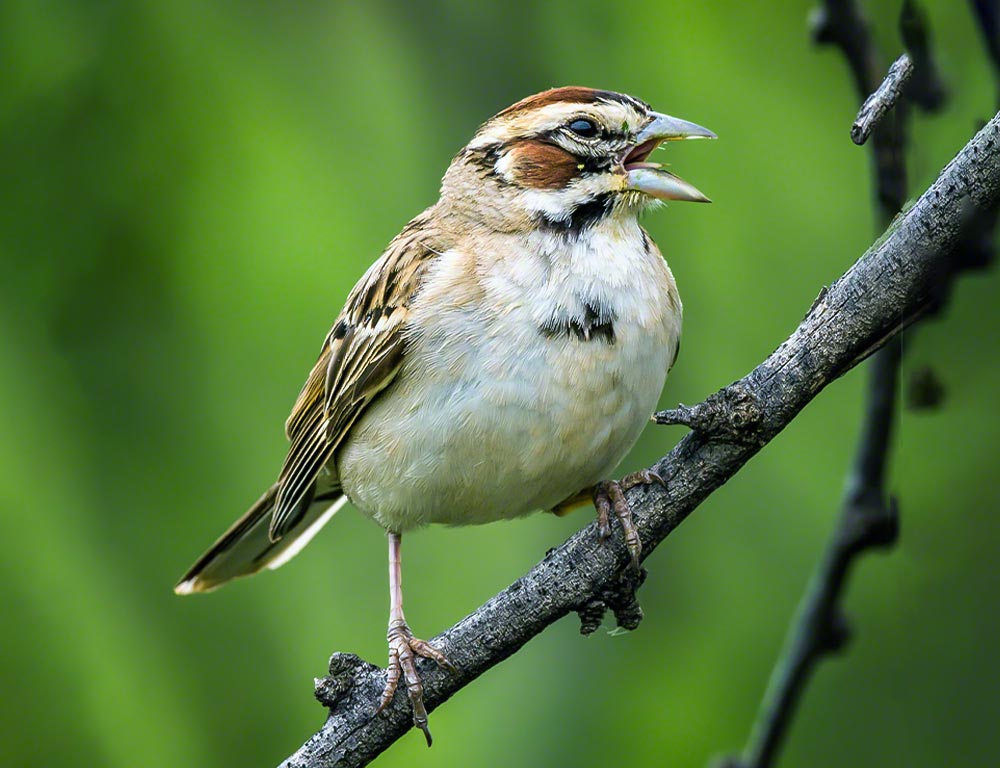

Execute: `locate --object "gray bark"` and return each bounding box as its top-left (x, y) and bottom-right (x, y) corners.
top-left (851, 53), bottom-right (914, 145)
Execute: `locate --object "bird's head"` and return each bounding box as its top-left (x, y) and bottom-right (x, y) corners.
top-left (440, 86), bottom-right (715, 234)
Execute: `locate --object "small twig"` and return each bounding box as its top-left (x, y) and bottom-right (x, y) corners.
top-left (815, 0), bottom-right (908, 214)
top-left (851, 54), bottom-right (913, 145)
top-left (653, 382), bottom-right (764, 444)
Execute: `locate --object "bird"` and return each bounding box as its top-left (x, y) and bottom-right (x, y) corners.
top-left (175, 86), bottom-right (714, 743)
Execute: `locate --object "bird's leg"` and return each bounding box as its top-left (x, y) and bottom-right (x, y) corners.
top-left (376, 531), bottom-right (454, 746)
top-left (593, 469), bottom-right (665, 570)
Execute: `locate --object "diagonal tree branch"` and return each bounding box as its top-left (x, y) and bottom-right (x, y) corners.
top-left (279, 114), bottom-right (1000, 768)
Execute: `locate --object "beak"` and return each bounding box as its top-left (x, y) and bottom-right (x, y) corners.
top-left (637, 112), bottom-right (717, 142)
top-left (625, 112), bottom-right (716, 203)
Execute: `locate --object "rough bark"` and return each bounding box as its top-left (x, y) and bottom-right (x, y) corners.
top-left (279, 114), bottom-right (1000, 768)
top-left (851, 54), bottom-right (913, 145)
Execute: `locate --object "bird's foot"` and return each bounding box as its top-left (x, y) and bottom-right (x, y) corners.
top-left (377, 619), bottom-right (455, 746)
top-left (594, 469), bottom-right (665, 570)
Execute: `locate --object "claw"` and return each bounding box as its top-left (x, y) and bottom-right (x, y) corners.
top-left (595, 489), bottom-right (613, 540)
top-left (593, 469), bottom-right (665, 570)
top-left (620, 468), bottom-right (665, 490)
top-left (410, 637), bottom-right (457, 673)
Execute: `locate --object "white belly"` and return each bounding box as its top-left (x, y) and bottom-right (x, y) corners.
top-left (336, 222), bottom-right (681, 533)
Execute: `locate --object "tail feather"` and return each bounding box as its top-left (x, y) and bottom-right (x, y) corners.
top-left (174, 483), bottom-right (347, 595)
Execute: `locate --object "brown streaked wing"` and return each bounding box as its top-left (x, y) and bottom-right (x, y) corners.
top-left (284, 348), bottom-right (327, 440)
top-left (269, 216), bottom-right (440, 539)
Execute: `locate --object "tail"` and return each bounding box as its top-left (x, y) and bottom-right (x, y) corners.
top-left (174, 483), bottom-right (347, 595)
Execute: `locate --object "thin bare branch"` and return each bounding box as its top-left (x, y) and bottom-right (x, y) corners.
top-left (852, 54), bottom-right (914, 145)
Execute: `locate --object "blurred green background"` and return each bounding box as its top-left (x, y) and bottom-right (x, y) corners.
top-left (2, 1), bottom-right (997, 766)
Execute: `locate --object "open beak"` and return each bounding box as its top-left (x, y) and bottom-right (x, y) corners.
top-left (624, 112), bottom-right (716, 203)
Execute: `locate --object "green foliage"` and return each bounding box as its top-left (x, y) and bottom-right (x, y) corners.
top-left (1, 2), bottom-right (996, 766)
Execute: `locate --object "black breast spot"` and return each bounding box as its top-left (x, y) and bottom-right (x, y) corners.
top-left (539, 300), bottom-right (616, 344)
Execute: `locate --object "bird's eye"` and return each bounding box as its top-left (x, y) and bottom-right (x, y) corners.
top-left (567, 119), bottom-right (599, 139)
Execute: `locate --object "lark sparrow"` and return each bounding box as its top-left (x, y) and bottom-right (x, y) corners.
top-left (175, 86), bottom-right (714, 742)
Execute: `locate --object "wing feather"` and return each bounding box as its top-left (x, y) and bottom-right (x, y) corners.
top-left (269, 215), bottom-right (441, 539)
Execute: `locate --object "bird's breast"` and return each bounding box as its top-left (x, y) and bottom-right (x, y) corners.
top-left (336, 220), bottom-right (681, 532)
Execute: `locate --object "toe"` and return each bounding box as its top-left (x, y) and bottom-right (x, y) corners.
top-left (411, 638), bottom-right (456, 673)
top-left (607, 482), bottom-right (642, 567)
top-left (621, 468), bottom-right (666, 490)
top-left (399, 650), bottom-right (430, 737)
top-left (593, 483), bottom-right (613, 540)
top-left (377, 646), bottom-right (401, 714)
top-left (594, 480), bottom-right (642, 569)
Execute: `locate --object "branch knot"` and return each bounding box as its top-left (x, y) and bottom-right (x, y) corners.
top-left (315, 653), bottom-right (382, 710)
top-left (654, 382), bottom-right (765, 444)
top-left (577, 566), bottom-right (647, 635)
